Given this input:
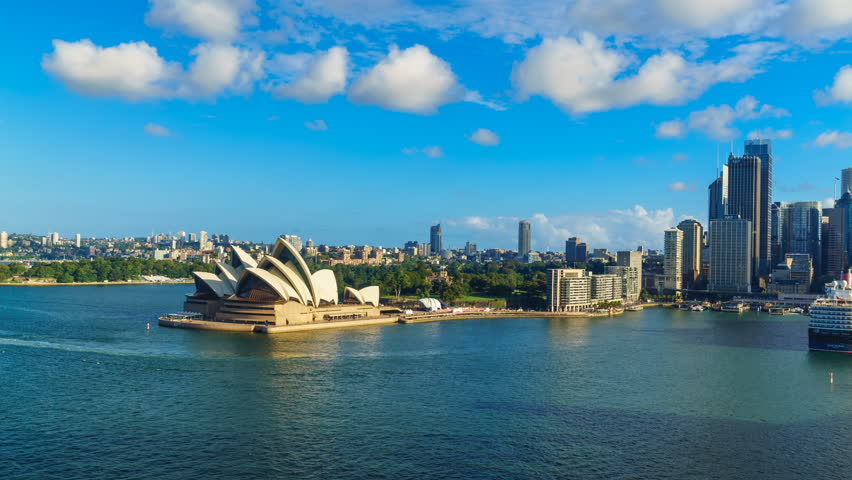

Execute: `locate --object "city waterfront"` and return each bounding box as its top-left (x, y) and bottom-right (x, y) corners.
top-left (2, 285), bottom-right (851, 479)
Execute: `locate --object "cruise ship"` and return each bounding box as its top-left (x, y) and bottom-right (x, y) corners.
top-left (808, 276), bottom-right (852, 353)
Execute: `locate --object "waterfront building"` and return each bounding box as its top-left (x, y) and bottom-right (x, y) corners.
top-left (518, 220), bottom-right (531, 256)
top-left (591, 274), bottom-right (622, 303)
top-left (663, 228), bottom-right (683, 292)
top-left (172, 238), bottom-right (382, 331)
top-left (430, 224), bottom-right (442, 255)
top-left (786, 253), bottom-right (814, 290)
top-left (616, 250), bottom-right (643, 301)
top-left (0, 231), bottom-right (7, 249)
top-left (727, 152), bottom-right (764, 281)
top-left (822, 208), bottom-right (846, 276)
top-left (677, 219), bottom-right (702, 288)
top-left (708, 164), bottom-right (728, 221)
top-left (605, 265), bottom-right (639, 303)
top-left (547, 269), bottom-right (591, 312)
top-left (843, 167), bottom-right (852, 195)
top-left (782, 201), bottom-right (822, 275)
top-left (709, 217), bottom-right (753, 293)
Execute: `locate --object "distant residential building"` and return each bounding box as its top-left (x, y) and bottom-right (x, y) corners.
top-left (417, 243), bottom-right (430, 257)
top-left (576, 243), bottom-right (589, 263)
top-left (782, 201), bottom-right (822, 275)
top-left (616, 250), bottom-right (643, 301)
top-left (0, 231), bottom-right (7, 249)
top-left (709, 217), bottom-right (753, 293)
top-left (464, 242), bottom-right (477, 256)
top-left (663, 228), bottom-right (683, 292)
top-left (518, 220), bottom-right (531, 256)
top-left (547, 269), bottom-right (591, 312)
top-left (591, 274), bottom-right (622, 303)
top-left (677, 219), bottom-right (702, 288)
top-left (604, 265), bottom-right (639, 303)
top-left (280, 234), bottom-right (303, 252)
top-left (75, 233), bottom-right (81, 248)
top-left (589, 248), bottom-right (616, 263)
top-left (430, 224), bottom-right (442, 255)
top-left (822, 208), bottom-right (846, 277)
top-left (199, 231), bottom-right (208, 250)
top-left (189, 232), bottom-right (197, 242)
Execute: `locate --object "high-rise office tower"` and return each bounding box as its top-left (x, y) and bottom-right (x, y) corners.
top-left (782, 201), bottom-right (822, 275)
top-left (822, 208), bottom-right (846, 277)
top-left (743, 139), bottom-right (773, 277)
top-left (518, 220), bottom-right (531, 255)
top-left (727, 152), bottom-right (763, 282)
top-left (663, 228), bottom-right (683, 292)
top-left (771, 201), bottom-right (786, 266)
top-left (0, 231), bottom-right (7, 249)
top-left (842, 167), bottom-right (852, 195)
top-left (429, 224), bottom-right (442, 255)
top-left (709, 217), bottom-right (753, 293)
top-left (708, 164), bottom-right (728, 221)
top-left (464, 242), bottom-right (477, 256)
top-left (677, 219), bottom-right (703, 288)
top-left (75, 233), bottom-right (81, 248)
top-left (565, 237), bottom-right (580, 263)
top-left (575, 243), bottom-right (589, 262)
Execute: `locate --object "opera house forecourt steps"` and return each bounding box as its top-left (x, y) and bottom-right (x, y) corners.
top-left (159, 238), bottom-right (394, 333)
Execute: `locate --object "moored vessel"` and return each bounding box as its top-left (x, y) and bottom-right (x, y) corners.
top-left (809, 275), bottom-right (852, 353)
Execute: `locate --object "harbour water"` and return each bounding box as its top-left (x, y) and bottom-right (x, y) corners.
top-left (2, 285), bottom-right (851, 479)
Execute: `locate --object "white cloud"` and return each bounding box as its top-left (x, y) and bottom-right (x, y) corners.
top-left (463, 91), bottom-right (508, 111)
top-left (144, 123), bottom-right (171, 137)
top-left (467, 128), bottom-right (500, 146)
top-left (349, 45), bottom-right (464, 114)
top-left (182, 43), bottom-right (265, 97)
top-left (402, 145), bottom-right (444, 157)
top-left (511, 34), bottom-right (782, 114)
top-left (423, 146), bottom-right (444, 158)
top-left (667, 181), bottom-right (696, 192)
top-left (453, 205), bottom-right (678, 250)
top-left (304, 119), bottom-right (328, 131)
top-left (747, 127), bottom-right (792, 139)
top-left (270, 46), bottom-right (348, 103)
top-left (146, 0), bottom-right (257, 42)
top-left (815, 65), bottom-right (852, 105)
top-left (42, 39), bottom-right (179, 101)
top-left (654, 0), bottom-right (762, 29)
top-left (814, 130), bottom-right (852, 148)
top-left (658, 95), bottom-right (789, 140)
top-left (43, 39), bottom-right (264, 100)
top-left (672, 153), bottom-right (689, 163)
top-left (782, 0), bottom-right (852, 41)
top-left (655, 119), bottom-right (686, 138)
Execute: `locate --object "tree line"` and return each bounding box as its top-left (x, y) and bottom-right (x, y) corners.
top-left (0, 258), bottom-right (213, 283)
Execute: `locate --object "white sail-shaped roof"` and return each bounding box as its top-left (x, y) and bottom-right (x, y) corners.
top-left (359, 286), bottom-right (380, 307)
top-left (344, 287), bottom-right (365, 305)
top-left (258, 256), bottom-right (312, 306)
top-left (193, 272), bottom-right (233, 298)
top-left (236, 267), bottom-right (301, 303)
top-left (270, 238), bottom-right (318, 305)
top-left (231, 245), bottom-right (258, 270)
top-left (312, 269), bottom-right (338, 305)
top-left (214, 260), bottom-right (239, 290)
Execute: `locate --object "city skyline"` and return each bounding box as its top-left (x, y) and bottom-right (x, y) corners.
top-left (4, 2), bottom-right (852, 249)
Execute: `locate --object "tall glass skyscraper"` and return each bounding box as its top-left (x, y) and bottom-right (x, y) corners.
top-left (744, 139), bottom-right (773, 277)
top-left (518, 220), bottom-right (531, 255)
top-left (782, 201), bottom-right (822, 275)
top-left (727, 153), bottom-right (762, 283)
top-left (429, 224), bottom-right (442, 255)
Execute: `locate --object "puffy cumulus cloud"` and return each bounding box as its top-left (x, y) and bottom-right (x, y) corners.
top-left (42, 39), bottom-right (179, 101)
top-left (511, 34), bottom-right (782, 114)
top-left (182, 43), bottom-right (265, 97)
top-left (467, 128), bottom-right (500, 146)
top-left (452, 205), bottom-right (678, 250)
top-left (304, 119), bottom-right (328, 131)
top-left (747, 127), bottom-right (792, 139)
top-left (146, 0), bottom-right (257, 42)
top-left (658, 95), bottom-right (789, 140)
top-left (667, 181), bottom-right (696, 192)
top-left (349, 45), bottom-right (464, 114)
top-left (270, 46), bottom-right (348, 103)
top-left (782, 0), bottom-right (852, 42)
top-left (43, 39), bottom-right (265, 101)
top-left (815, 65), bottom-right (852, 105)
top-left (814, 131), bottom-right (852, 148)
top-left (655, 119), bottom-right (686, 138)
top-left (144, 123), bottom-right (171, 136)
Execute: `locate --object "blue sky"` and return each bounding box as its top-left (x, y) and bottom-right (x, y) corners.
top-left (3, 1), bottom-right (852, 250)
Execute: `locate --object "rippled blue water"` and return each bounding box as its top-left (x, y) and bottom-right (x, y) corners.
top-left (1, 285), bottom-right (851, 479)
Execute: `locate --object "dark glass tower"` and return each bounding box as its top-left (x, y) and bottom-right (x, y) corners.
top-left (518, 220), bottom-right (531, 255)
top-left (429, 224), bottom-right (442, 255)
top-left (744, 139), bottom-right (772, 277)
top-left (727, 153), bottom-right (762, 284)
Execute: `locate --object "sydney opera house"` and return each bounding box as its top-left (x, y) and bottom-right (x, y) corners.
top-left (159, 238), bottom-right (389, 333)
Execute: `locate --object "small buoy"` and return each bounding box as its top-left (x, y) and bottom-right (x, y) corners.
top-left (146, 323), bottom-right (151, 330)
top-left (830, 372), bottom-right (834, 384)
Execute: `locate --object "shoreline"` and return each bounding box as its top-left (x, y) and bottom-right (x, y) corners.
top-left (0, 280), bottom-right (193, 287)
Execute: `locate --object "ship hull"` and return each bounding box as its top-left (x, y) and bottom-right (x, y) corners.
top-left (808, 329), bottom-right (852, 353)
